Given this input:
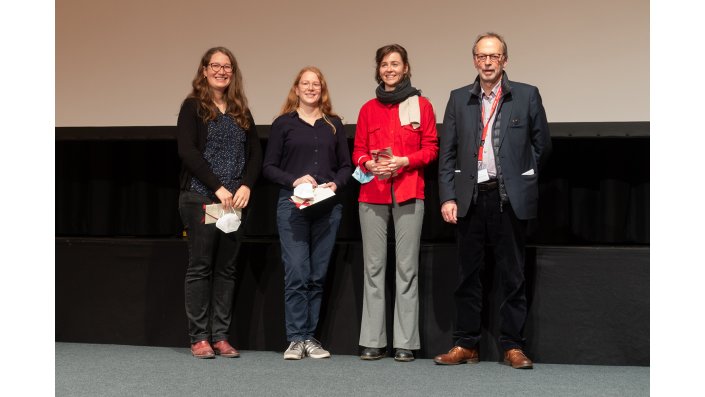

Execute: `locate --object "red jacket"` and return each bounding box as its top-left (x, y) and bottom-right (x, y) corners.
top-left (352, 96), bottom-right (439, 204)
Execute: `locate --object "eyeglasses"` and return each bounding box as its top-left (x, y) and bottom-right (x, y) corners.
top-left (299, 81), bottom-right (321, 90)
top-left (474, 54), bottom-right (504, 63)
top-left (208, 63), bottom-right (234, 73)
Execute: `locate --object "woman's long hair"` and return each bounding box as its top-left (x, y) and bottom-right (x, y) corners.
top-left (188, 46), bottom-right (251, 129)
top-left (279, 66), bottom-right (339, 134)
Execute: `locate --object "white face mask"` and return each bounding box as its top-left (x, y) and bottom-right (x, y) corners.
top-left (215, 211), bottom-right (241, 233)
top-left (293, 182), bottom-right (315, 199)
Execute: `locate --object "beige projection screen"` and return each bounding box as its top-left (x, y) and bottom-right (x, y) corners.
top-left (56, 0), bottom-right (648, 127)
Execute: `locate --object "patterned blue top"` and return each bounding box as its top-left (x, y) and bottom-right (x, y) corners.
top-left (190, 113), bottom-right (247, 200)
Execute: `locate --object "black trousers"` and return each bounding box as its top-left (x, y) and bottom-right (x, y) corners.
top-left (453, 187), bottom-right (528, 351)
top-left (179, 191), bottom-right (244, 344)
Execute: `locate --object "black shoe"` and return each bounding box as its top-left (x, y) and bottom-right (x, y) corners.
top-left (360, 347), bottom-right (386, 360)
top-left (394, 348), bottom-right (414, 362)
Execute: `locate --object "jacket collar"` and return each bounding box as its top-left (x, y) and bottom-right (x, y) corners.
top-left (469, 72), bottom-right (512, 98)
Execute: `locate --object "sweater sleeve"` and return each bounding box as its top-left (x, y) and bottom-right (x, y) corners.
top-left (176, 98), bottom-right (221, 192)
top-left (241, 111), bottom-right (262, 188)
top-left (405, 97), bottom-right (439, 170)
top-left (332, 117), bottom-right (352, 190)
top-left (351, 104), bottom-right (373, 172)
top-left (262, 116), bottom-right (297, 188)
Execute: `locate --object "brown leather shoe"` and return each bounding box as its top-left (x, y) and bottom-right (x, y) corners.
top-left (503, 348), bottom-right (533, 369)
top-left (191, 340), bottom-right (215, 359)
top-left (433, 346), bottom-right (479, 365)
top-left (212, 340), bottom-right (240, 358)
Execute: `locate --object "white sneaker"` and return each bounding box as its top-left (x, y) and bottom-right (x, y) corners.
top-left (284, 341), bottom-right (305, 360)
top-left (304, 338), bottom-right (331, 359)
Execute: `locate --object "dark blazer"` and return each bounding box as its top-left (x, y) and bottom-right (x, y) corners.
top-left (438, 73), bottom-right (551, 220)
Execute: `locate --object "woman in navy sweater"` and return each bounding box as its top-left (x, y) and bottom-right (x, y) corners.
top-left (262, 66), bottom-right (351, 360)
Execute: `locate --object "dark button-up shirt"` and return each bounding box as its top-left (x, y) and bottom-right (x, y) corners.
top-left (262, 112), bottom-right (351, 190)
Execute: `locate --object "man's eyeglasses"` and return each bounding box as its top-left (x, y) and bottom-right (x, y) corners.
top-left (474, 54), bottom-right (504, 63)
top-left (208, 63), bottom-right (234, 73)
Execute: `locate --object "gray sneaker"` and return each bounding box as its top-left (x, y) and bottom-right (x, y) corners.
top-left (304, 338), bottom-right (331, 359)
top-left (284, 341), bottom-right (305, 360)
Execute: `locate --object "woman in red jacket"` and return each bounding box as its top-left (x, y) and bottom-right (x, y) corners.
top-left (352, 44), bottom-right (438, 362)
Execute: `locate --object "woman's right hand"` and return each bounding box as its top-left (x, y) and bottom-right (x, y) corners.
top-left (293, 174), bottom-right (318, 188)
top-left (215, 186), bottom-right (234, 209)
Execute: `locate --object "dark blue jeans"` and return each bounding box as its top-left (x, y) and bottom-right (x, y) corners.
top-left (179, 191), bottom-right (244, 344)
top-left (276, 189), bottom-right (342, 342)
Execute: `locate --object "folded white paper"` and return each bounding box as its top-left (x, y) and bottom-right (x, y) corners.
top-left (290, 186), bottom-right (335, 209)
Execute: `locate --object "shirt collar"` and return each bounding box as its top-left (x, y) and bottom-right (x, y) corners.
top-left (470, 72), bottom-right (511, 98)
top-left (482, 81), bottom-right (501, 99)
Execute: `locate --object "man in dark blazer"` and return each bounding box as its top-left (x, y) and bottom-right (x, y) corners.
top-left (434, 32), bottom-right (551, 369)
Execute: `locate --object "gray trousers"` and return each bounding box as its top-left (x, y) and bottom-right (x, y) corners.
top-left (358, 199), bottom-right (423, 350)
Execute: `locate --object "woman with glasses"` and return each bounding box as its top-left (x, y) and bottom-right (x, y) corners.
top-left (262, 66), bottom-right (351, 360)
top-left (177, 47), bottom-right (262, 359)
top-left (352, 44), bottom-right (438, 362)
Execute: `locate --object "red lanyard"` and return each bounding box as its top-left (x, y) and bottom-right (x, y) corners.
top-left (478, 87), bottom-right (502, 162)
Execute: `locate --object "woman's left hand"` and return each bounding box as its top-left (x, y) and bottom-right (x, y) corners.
top-left (387, 156), bottom-right (409, 175)
top-left (233, 185), bottom-right (251, 208)
top-left (320, 182), bottom-right (337, 192)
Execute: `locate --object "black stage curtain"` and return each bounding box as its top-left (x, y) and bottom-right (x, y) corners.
top-left (56, 135), bottom-right (649, 245)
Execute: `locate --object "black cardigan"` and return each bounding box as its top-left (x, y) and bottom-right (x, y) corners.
top-left (177, 97), bottom-right (262, 193)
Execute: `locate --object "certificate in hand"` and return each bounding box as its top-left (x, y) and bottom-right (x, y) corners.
top-left (204, 203), bottom-right (242, 224)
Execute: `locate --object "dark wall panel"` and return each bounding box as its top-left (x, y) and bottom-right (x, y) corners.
top-left (56, 238), bottom-right (649, 366)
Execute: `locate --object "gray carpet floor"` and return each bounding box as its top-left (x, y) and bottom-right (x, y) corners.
top-left (56, 342), bottom-right (649, 396)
